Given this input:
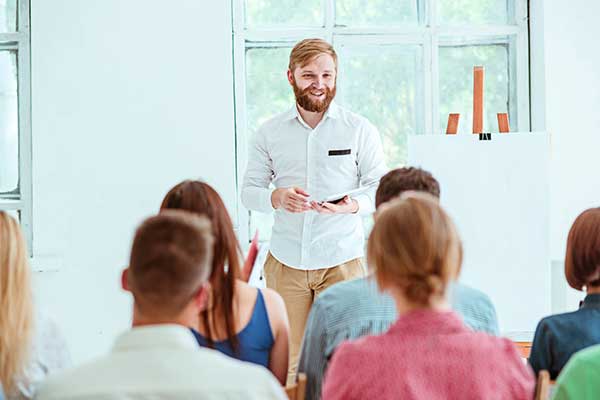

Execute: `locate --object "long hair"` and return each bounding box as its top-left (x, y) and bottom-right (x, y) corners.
top-left (160, 180), bottom-right (241, 353)
top-left (0, 212), bottom-right (34, 393)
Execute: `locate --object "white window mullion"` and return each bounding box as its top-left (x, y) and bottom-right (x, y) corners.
top-left (16, 0), bottom-right (32, 253)
top-left (515, 0), bottom-right (531, 132)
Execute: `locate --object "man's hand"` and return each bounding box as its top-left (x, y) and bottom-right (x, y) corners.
top-left (271, 187), bottom-right (311, 213)
top-left (310, 196), bottom-right (359, 215)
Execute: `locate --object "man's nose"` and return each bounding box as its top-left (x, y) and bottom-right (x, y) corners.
top-left (312, 76), bottom-right (324, 88)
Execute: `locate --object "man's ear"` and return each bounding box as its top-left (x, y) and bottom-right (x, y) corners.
top-left (121, 268), bottom-right (130, 292)
top-left (287, 69), bottom-right (294, 86)
top-left (193, 282), bottom-right (211, 311)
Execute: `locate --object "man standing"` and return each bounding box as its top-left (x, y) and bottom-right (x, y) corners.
top-left (242, 38), bottom-right (387, 382)
top-left (36, 211), bottom-right (286, 400)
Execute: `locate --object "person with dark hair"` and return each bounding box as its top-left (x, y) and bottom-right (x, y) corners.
top-left (36, 211), bottom-right (286, 400)
top-left (297, 167), bottom-right (499, 400)
top-left (161, 180), bottom-right (289, 384)
top-left (529, 207), bottom-right (600, 380)
top-left (322, 193), bottom-right (534, 400)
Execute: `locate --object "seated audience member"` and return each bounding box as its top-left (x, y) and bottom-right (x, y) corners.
top-left (36, 211), bottom-right (286, 400)
top-left (0, 212), bottom-right (70, 400)
top-left (298, 167), bottom-right (499, 400)
top-left (160, 180), bottom-right (289, 384)
top-left (322, 193), bottom-right (534, 400)
top-left (552, 344), bottom-right (600, 399)
top-left (529, 207), bottom-right (600, 380)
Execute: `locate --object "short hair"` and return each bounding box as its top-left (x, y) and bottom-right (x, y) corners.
top-left (368, 192), bottom-right (462, 305)
top-left (289, 38), bottom-right (338, 72)
top-left (375, 167), bottom-right (440, 208)
top-left (565, 207), bottom-right (600, 290)
top-left (128, 210), bottom-right (214, 317)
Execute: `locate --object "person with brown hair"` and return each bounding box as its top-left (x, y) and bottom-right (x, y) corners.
top-left (160, 180), bottom-right (289, 385)
top-left (298, 167), bottom-right (500, 400)
top-left (0, 212), bottom-right (69, 400)
top-left (529, 207), bottom-right (600, 380)
top-left (36, 211), bottom-right (286, 400)
top-left (322, 193), bottom-right (534, 400)
top-left (242, 37), bottom-right (387, 382)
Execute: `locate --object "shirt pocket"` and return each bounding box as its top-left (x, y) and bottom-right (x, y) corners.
top-left (322, 147), bottom-right (357, 180)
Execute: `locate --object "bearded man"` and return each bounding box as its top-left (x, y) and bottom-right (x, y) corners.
top-left (241, 38), bottom-right (387, 383)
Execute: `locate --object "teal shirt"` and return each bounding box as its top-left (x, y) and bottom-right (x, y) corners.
top-left (552, 344), bottom-right (600, 399)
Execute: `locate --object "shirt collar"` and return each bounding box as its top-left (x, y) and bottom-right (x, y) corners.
top-left (284, 101), bottom-right (341, 123)
top-left (387, 309), bottom-right (466, 336)
top-left (581, 293), bottom-right (600, 309)
top-left (112, 324), bottom-right (199, 353)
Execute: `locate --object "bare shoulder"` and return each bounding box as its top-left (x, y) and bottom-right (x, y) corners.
top-left (261, 287), bottom-right (287, 314)
top-left (261, 287), bottom-right (288, 333)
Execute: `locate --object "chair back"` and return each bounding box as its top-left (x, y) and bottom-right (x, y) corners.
top-left (285, 373), bottom-right (307, 400)
top-left (534, 370), bottom-right (550, 400)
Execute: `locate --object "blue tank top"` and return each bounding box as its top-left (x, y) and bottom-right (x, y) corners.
top-left (190, 289), bottom-right (274, 368)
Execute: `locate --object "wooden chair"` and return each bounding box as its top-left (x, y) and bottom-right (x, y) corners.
top-left (285, 373), bottom-right (307, 400)
top-left (534, 370), bottom-right (550, 400)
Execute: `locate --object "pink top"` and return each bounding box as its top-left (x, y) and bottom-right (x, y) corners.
top-left (322, 309), bottom-right (534, 400)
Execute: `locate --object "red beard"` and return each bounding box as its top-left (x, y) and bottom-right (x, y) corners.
top-left (292, 80), bottom-right (336, 113)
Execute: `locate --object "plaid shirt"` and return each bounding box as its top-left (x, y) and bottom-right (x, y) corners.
top-left (298, 276), bottom-right (500, 400)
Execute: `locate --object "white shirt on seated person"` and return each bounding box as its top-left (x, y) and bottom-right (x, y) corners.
top-left (35, 324), bottom-right (285, 400)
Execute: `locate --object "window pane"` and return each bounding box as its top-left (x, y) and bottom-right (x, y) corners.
top-left (245, 0), bottom-right (323, 28)
top-left (246, 47), bottom-right (295, 241)
top-left (438, 0), bottom-right (512, 25)
top-left (0, 51), bottom-right (18, 194)
top-left (439, 42), bottom-right (511, 134)
top-left (336, 0), bottom-right (419, 27)
top-left (0, 0), bottom-right (16, 32)
top-left (338, 43), bottom-right (422, 168)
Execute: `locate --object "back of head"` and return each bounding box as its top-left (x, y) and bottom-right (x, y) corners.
top-left (160, 180), bottom-right (241, 350)
top-left (289, 38), bottom-right (338, 72)
top-left (0, 212), bottom-right (33, 393)
top-left (368, 192), bottom-right (462, 306)
top-left (565, 207), bottom-right (600, 290)
top-left (375, 167), bottom-right (440, 208)
top-left (128, 210), bottom-right (214, 318)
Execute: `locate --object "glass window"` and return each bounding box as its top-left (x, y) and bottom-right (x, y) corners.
top-left (0, 51), bottom-right (18, 194)
top-left (439, 40), bottom-right (511, 134)
top-left (438, 0), bottom-right (511, 25)
top-left (337, 43), bottom-right (422, 167)
top-left (233, 0), bottom-right (529, 243)
top-left (245, 0), bottom-right (323, 28)
top-left (0, 0), bottom-right (17, 33)
top-left (335, 0), bottom-right (419, 27)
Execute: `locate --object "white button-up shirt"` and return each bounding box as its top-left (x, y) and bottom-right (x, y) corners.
top-left (242, 102), bottom-right (387, 270)
top-left (35, 325), bottom-right (286, 400)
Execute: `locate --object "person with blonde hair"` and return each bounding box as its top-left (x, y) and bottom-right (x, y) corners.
top-left (242, 37), bottom-right (387, 382)
top-left (0, 212), bottom-right (69, 399)
top-left (322, 193), bottom-right (534, 400)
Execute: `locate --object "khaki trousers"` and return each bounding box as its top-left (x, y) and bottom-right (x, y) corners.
top-left (264, 252), bottom-right (365, 384)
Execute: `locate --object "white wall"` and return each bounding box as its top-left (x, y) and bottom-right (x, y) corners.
top-left (532, 1), bottom-right (600, 312)
top-left (30, 0), bottom-right (236, 363)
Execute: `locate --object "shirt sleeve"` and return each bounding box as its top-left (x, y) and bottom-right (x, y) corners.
top-left (528, 318), bottom-right (553, 377)
top-left (353, 120), bottom-right (388, 216)
top-left (241, 127), bottom-right (277, 214)
top-left (298, 299), bottom-right (330, 400)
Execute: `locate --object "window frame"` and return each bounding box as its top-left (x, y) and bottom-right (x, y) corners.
top-left (0, 0), bottom-right (32, 251)
top-left (232, 0), bottom-right (530, 244)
